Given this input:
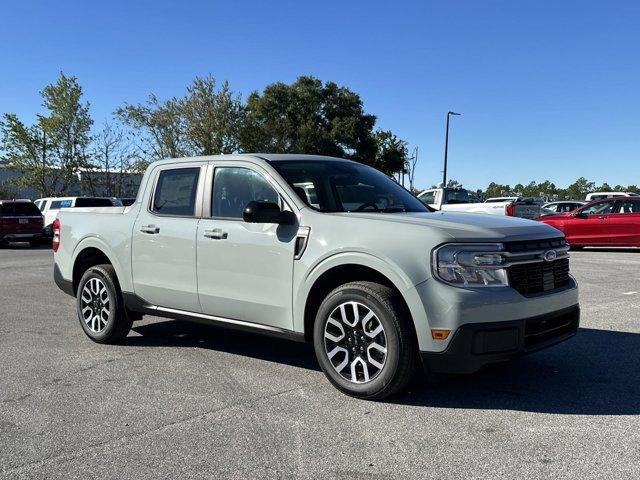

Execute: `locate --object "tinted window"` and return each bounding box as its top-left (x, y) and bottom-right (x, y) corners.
top-left (580, 201), bottom-right (615, 215)
top-left (50, 199), bottom-right (73, 210)
top-left (212, 167), bottom-right (279, 218)
top-left (0, 202), bottom-right (42, 216)
top-left (75, 198), bottom-right (114, 207)
top-left (615, 200), bottom-right (640, 214)
top-left (152, 167), bottom-right (200, 216)
top-left (443, 189), bottom-right (470, 204)
top-left (270, 160), bottom-right (427, 213)
top-left (545, 204), bottom-right (558, 212)
top-left (418, 191), bottom-right (435, 205)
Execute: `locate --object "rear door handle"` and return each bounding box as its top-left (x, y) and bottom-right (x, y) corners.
top-left (204, 228), bottom-right (228, 240)
top-left (140, 224), bottom-right (160, 234)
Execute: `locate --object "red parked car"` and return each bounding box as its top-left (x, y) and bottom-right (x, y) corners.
top-left (0, 200), bottom-right (45, 247)
top-left (541, 197), bottom-right (640, 248)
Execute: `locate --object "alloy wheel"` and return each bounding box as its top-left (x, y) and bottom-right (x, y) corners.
top-left (323, 301), bottom-right (388, 384)
top-left (80, 277), bottom-right (111, 333)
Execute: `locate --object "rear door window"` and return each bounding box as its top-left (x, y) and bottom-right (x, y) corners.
top-left (615, 200), bottom-right (640, 214)
top-left (151, 167), bottom-right (201, 216)
top-left (50, 199), bottom-right (73, 210)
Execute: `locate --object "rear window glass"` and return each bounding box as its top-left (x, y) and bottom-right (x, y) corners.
top-left (0, 202), bottom-right (42, 216)
top-left (75, 198), bottom-right (114, 207)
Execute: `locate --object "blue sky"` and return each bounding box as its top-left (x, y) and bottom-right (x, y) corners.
top-left (1, 0), bottom-right (639, 190)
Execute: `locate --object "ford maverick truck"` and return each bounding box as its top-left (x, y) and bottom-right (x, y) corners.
top-left (53, 154), bottom-right (579, 399)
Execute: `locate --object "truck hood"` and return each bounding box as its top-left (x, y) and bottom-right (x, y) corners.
top-left (333, 211), bottom-right (563, 242)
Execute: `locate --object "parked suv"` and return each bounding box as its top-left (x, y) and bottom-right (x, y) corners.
top-left (0, 200), bottom-right (44, 246)
top-left (52, 155), bottom-right (579, 399)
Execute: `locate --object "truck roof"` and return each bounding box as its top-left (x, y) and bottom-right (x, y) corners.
top-left (148, 153), bottom-right (356, 168)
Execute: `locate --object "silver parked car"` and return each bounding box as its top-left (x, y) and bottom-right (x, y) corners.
top-left (52, 154), bottom-right (579, 399)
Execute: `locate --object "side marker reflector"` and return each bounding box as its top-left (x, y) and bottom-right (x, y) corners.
top-left (431, 329), bottom-right (451, 340)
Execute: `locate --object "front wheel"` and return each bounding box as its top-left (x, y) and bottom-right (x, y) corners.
top-left (313, 281), bottom-right (418, 400)
top-left (76, 264), bottom-right (133, 344)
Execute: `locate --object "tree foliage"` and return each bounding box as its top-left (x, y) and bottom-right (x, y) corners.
top-left (240, 76), bottom-right (405, 171)
top-left (1, 72), bottom-right (92, 196)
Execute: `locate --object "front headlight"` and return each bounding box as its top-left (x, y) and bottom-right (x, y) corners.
top-left (432, 243), bottom-right (509, 288)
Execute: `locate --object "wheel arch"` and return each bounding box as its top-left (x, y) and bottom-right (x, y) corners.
top-left (71, 237), bottom-right (127, 295)
top-left (296, 253), bottom-right (418, 343)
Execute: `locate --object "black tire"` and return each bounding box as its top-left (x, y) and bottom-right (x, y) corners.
top-left (76, 264), bottom-right (133, 344)
top-left (313, 281), bottom-right (418, 400)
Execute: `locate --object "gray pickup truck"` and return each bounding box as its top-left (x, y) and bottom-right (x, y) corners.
top-left (53, 154), bottom-right (579, 399)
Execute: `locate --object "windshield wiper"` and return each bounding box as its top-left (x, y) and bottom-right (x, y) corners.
top-left (381, 207), bottom-right (407, 213)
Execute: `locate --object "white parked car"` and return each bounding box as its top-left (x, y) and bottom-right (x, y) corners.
top-left (417, 188), bottom-right (540, 220)
top-left (584, 192), bottom-right (639, 201)
top-left (35, 197), bottom-right (123, 236)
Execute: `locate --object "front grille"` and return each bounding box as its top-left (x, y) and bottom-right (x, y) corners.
top-left (506, 238), bottom-right (570, 296)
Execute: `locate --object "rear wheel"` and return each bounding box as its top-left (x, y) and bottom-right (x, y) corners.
top-left (76, 264), bottom-right (133, 344)
top-left (313, 281), bottom-right (417, 400)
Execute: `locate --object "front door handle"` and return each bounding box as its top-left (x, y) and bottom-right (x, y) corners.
top-left (204, 228), bottom-right (228, 240)
top-left (140, 224), bottom-right (160, 234)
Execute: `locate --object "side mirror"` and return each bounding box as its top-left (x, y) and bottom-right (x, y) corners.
top-left (243, 201), bottom-right (296, 225)
top-left (572, 211), bottom-right (587, 218)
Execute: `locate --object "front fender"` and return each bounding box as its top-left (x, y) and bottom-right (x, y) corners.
top-left (292, 250), bottom-right (421, 335)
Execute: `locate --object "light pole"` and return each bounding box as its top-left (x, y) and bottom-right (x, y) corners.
top-left (442, 111), bottom-right (461, 186)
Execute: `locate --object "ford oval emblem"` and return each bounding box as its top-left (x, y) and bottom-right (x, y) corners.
top-left (544, 250), bottom-right (557, 262)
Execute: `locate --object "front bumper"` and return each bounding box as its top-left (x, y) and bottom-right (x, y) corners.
top-left (420, 304), bottom-right (579, 374)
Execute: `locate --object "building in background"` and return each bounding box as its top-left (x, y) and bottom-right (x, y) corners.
top-left (0, 162), bottom-right (142, 200)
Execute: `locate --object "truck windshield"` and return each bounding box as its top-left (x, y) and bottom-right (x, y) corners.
top-left (443, 189), bottom-right (470, 204)
top-left (269, 160), bottom-right (428, 213)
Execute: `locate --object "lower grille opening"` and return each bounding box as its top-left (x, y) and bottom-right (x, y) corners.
top-left (524, 308), bottom-right (579, 349)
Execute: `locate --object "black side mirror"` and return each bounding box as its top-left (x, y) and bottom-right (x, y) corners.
top-left (243, 201), bottom-right (296, 225)
top-left (572, 211), bottom-right (587, 218)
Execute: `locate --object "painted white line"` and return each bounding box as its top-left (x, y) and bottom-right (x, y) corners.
top-left (621, 291), bottom-right (638, 295)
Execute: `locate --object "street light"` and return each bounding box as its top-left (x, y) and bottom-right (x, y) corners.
top-left (442, 111), bottom-right (461, 186)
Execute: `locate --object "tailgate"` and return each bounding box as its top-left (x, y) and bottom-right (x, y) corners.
top-left (0, 216), bottom-right (44, 233)
top-left (512, 202), bottom-right (541, 220)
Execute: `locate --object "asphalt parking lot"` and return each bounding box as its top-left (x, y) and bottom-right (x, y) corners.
top-left (1, 247), bottom-right (639, 479)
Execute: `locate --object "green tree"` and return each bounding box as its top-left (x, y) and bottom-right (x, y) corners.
top-left (116, 93), bottom-right (186, 163)
top-left (240, 76), bottom-right (378, 164)
top-left (0, 72), bottom-right (93, 196)
top-left (484, 182), bottom-right (512, 198)
top-left (181, 76), bottom-right (244, 155)
top-left (373, 130), bottom-right (408, 175)
top-left (117, 75), bottom-right (245, 164)
top-left (564, 177), bottom-right (595, 200)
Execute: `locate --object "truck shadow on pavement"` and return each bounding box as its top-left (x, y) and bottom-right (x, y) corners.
top-left (129, 322), bottom-right (640, 415)
top-left (129, 320), bottom-right (320, 371)
top-left (398, 327), bottom-right (640, 415)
